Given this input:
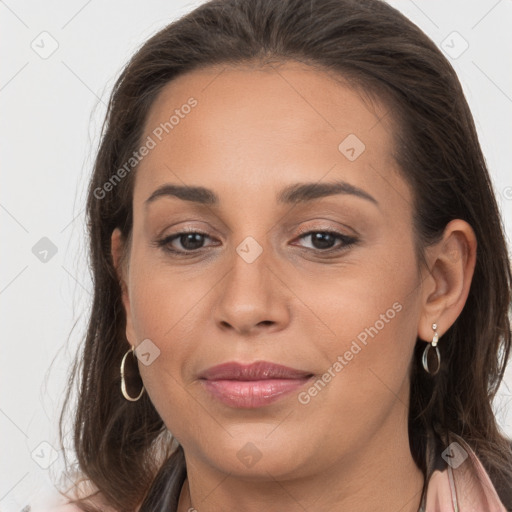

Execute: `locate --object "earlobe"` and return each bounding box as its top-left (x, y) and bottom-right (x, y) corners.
top-left (417, 219), bottom-right (477, 342)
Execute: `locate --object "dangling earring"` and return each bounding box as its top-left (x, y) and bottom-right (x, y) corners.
top-left (422, 322), bottom-right (441, 375)
top-left (120, 345), bottom-right (145, 401)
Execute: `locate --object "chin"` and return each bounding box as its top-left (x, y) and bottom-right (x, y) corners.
top-left (195, 436), bottom-right (311, 478)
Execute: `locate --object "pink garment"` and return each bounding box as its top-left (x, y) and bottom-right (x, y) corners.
top-left (422, 437), bottom-right (507, 512)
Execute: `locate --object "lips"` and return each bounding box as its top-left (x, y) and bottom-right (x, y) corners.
top-left (198, 361), bottom-right (314, 408)
top-left (198, 361), bottom-right (313, 381)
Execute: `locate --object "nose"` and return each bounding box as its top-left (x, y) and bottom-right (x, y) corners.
top-left (213, 245), bottom-right (291, 337)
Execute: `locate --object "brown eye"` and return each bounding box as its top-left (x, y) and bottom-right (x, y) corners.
top-left (156, 231), bottom-right (216, 254)
top-left (294, 230), bottom-right (358, 252)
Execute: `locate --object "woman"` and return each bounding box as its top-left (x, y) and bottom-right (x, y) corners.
top-left (50, 0), bottom-right (511, 510)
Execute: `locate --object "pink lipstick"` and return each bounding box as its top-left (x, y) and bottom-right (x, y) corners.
top-left (199, 361), bottom-right (314, 408)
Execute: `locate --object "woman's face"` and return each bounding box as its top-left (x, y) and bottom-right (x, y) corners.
top-left (114, 62), bottom-right (428, 481)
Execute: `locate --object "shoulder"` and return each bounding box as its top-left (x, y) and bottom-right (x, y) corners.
top-left (28, 491), bottom-right (108, 512)
top-left (28, 477), bottom-right (118, 512)
top-left (25, 489), bottom-right (84, 512)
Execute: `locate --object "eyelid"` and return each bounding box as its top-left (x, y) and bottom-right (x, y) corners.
top-left (292, 227), bottom-right (357, 244)
top-left (155, 221), bottom-right (218, 240)
top-left (293, 221), bottom-right (358, 238)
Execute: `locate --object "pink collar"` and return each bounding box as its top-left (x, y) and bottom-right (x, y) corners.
top-left (420, 437), bottom-right (507, 511)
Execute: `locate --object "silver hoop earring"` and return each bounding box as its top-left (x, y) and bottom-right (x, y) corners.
top-left (422, 322), bottom-right (441, 375)
top-left (120, 345), bottom-right (145, 401)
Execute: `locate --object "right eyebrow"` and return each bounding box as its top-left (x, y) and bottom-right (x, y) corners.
top-left (145, 184), bottom-right (219, 207)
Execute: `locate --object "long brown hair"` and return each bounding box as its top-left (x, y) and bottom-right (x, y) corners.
top-left (59, 0), bottom-right (512, 509)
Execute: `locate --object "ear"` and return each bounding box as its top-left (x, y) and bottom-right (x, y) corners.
top-left (111, 228), bottom-right (136, 346)
top-left (418, 219), bottom-right (477, 342)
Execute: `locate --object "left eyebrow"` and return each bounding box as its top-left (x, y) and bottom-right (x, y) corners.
top-left (277, 180), bottom-right (379, 207)
top-left (144, 179), bottom-right (379, 208)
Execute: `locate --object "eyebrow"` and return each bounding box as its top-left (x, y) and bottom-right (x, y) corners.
top-left (144, 180), bottom-right (379, 208)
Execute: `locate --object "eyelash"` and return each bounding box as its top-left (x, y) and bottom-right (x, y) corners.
top-left (155, 227), bottom-right (358, 256)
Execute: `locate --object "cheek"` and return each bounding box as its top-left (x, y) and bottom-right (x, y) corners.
top-left (293, 307), bottom-right (418, 460)
top-left (129, 272), bottom-right (200, 379)
top-left (126, 248), bottom-right (219, 426)
top-left (127, 242), bottom-right (211, 341)
top-left (130, 271), bottom-right (204, 437)
top-left (300, 245), bottom-right (420, 422)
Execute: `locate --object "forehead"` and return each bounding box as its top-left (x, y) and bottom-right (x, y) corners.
top-left (133, 61), bottom-right (408, 211)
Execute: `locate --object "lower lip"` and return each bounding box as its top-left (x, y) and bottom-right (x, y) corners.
top-left (201, 377), bottom-right (313, 408)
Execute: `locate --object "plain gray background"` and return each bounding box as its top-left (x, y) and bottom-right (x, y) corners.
top-left (1, 0), bottom-right (511, 508)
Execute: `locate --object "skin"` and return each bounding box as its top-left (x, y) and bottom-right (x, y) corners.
top-left (111, 61), bottom-right (477, 512)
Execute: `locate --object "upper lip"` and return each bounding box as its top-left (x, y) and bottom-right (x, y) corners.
top-left (199, 361), bottom-right (313, 381)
